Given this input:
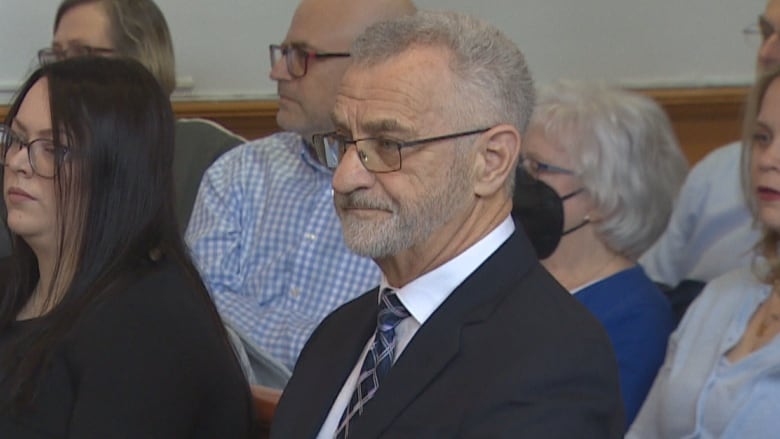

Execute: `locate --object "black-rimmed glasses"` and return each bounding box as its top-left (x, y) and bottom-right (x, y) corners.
top-left (311, 128), bottom-right (490, 173)
top-left (269, 44), bottom-right (350, 78)
top-left (0, 125), bottom-right (68, 178)
top-left (37, 46), bottom-right (116, 65)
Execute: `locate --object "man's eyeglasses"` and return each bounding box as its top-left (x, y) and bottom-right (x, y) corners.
top-left (311, 128), bottom-right (490, 173)
top-left (269, 44), bottom-right (350, 79)
top-left (0, 125), bottom-right (69, 179)
top-left (38, 45), bottom-right (116, 64)
top-left (519, 154), bottom-right (576, 180)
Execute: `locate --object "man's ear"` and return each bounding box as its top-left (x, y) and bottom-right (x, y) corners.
top-left (473, 124), bottom-right (521, 197)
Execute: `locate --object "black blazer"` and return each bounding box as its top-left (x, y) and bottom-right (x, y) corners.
top-left (272, 231), bottom-right (625, 438)
top-left (0, 260), bottom-right (257, 438)
top-left (0, 201), bottom-right (9, 258)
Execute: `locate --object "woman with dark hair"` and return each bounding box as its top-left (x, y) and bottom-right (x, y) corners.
top-left (0, 57), bottom-right (255, 437)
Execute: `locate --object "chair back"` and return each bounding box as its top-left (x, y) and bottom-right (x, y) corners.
top-left (252, 385), bottom-right (282, 439)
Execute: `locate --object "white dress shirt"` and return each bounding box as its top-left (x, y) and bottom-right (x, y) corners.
top-left (316, 216), bottom-right (515, 438)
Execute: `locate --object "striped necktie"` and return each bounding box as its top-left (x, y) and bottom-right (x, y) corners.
top-left (335, 288), bottom-right (410, 438)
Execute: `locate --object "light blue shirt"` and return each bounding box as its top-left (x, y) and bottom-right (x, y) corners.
top-left (639, 142), bottom-right (760, 286)
top-left (316, 216), bottom-right (515, 439)
top-left (628, 267), bottom-right (780, 438)
top-left (186, 132), bottom-right (381, 370)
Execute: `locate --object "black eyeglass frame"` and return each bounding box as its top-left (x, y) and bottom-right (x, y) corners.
top-left (269, 44), bottom-right (350, 79)
top-left (312, 127), bottom-right (491, 173)
top-left (0, 125), bottom-right (69, 179)
top-left (37, 46), bottom-right (116, 65)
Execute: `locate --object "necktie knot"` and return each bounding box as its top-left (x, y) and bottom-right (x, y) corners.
top-left (377, 288), bottom-right (410, 332)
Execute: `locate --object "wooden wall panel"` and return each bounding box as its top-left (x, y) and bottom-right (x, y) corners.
top-left (0, 86), bottom-right (750, 166)
top-left (637, 87), bottom-right (747, 165)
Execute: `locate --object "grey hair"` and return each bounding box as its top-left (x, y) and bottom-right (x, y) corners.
top-left (533, 81), bottom-right (689, 260)
top-left (349, 10), bottom-right (535, 134)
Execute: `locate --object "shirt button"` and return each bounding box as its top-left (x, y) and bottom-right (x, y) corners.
top-left (290, 288), bottom-right (300, 298)
top-left (305, 233), bottom-right (316, 241)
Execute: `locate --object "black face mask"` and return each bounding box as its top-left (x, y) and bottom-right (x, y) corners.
top-left (512, 168), bottom-right (589, 259)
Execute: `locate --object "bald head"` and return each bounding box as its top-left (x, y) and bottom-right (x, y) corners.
top-left (290, 0), bottom-right (417, 52)
top-left (272, 0), bottom-right (416, 141)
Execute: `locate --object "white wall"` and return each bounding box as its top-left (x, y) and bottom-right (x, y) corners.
top-left (0, 0), bottom-right (767, 103)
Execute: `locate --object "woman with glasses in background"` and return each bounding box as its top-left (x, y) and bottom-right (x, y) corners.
top-left (0, 57), bottom-right (255, 438)
top-left (39, 0), bottom-right (245, 231)
top-left (513, 81), bottom-right (688, 427)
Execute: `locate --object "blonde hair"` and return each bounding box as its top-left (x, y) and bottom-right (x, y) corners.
top-left (742, 65), bottom-right (780, 284)
top-left (55, 0), bottom-right (176, 95)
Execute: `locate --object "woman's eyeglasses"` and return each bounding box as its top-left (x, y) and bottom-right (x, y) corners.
top-left (0, 125), bottom-right (69, 179)
top-left (37, 45), bottom-right (116, 65)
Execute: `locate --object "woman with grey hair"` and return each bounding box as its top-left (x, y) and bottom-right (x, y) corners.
top-left (514, 81), bottom-right (688, 425)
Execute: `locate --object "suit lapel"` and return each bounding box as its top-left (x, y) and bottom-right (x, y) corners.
top-left (282, 288), bottom-right (380, 438)
top-left (348, 231), bottom-right (538, 437)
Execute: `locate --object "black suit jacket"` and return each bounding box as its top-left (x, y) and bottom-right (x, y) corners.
top-left (272, 230), bottom-right (625, 438)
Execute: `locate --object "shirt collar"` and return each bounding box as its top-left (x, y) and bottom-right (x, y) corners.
top-left (299, 136), bottom-right (332, 172)
top-left (379, 215), bottom-right (515, 326)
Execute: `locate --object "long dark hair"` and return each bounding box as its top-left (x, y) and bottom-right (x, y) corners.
top-left (0, 57), bottom-right (229, 408)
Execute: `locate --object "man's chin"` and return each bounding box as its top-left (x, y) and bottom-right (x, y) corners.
top-left (344, 238), bottom-right (390, 259)
top-left (341, 219), bottom-right (404, 258)
top-left (275, 110), bottom-right (302, 133)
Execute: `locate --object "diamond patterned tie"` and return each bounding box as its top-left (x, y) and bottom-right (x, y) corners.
top-left (334, 288), bottom-right (410, 438)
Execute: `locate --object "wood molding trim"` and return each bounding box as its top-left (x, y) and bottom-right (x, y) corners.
top-left (0, 86), bottom-right (750, 165)
top-left (636, 86), bottom-right (748, 165)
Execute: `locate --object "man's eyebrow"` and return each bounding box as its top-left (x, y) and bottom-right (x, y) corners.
top-left (328, 111), bottom-right (414, 136)
top-left (330, 111), bottom-right (349, 132)
top-left (286, 40), bottom-right (314, 51)
top-left (362, 119), bottom-right (413, 136)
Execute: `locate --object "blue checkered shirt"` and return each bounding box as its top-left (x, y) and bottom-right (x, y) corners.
top-left (186, 132), bottom-right (381, 370)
